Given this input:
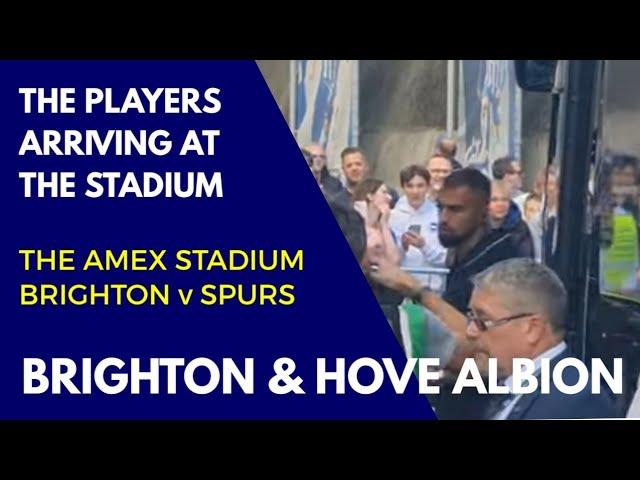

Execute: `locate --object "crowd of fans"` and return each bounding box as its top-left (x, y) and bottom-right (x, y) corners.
top-left (302, 137), bottom-right (631, 419)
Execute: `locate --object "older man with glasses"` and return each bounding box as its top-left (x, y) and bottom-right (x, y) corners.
top-left (371, 255), bottom-right (620, 418)
top-left (304, 143), bottom-right (344, 198)
top-left (465, 258), bottom-right (619, 419)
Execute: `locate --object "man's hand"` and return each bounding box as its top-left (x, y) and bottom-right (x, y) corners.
top-left (369, 254), bottom-right (421, 297)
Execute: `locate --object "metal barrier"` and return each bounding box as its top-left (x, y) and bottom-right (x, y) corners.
top-left (369, 265), bottom-right (450, 293)
top-left (400, 266), bottom-right (450, 276)
top-left (400, 266), bottom-right (450, 294)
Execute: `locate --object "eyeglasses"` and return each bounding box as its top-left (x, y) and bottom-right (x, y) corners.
top-left (466, 309), bottom-right (534, 331)
top-left (311, 154), bottom-right (327, 160)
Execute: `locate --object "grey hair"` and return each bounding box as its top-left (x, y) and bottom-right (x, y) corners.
top-left (472, 258), bottom-right (567, 335)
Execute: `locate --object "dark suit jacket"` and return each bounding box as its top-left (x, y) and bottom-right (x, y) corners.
top-left (506, 349), bottom-right (620, 420)
top-left (320, 169), bottom-right (344, 198)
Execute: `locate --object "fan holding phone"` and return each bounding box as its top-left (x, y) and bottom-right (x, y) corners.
top-left (402, 223), bottom-right (425, 250)
top-left (390, 165), bottom-right (447, 290)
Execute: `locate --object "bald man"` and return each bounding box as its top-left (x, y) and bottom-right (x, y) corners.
top-left (435, 136), bottom-right (463, 170)
top-left (305, 143), bottom-right (343, 197)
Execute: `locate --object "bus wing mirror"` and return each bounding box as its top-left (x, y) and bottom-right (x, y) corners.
top-left (514, 60), bottom-right (558, 92)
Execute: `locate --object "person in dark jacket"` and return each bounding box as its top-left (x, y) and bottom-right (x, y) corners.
top-left (371, 169), bottom-right (533, 353)
top-left (488, 180), bottom-right (534, 258)
top-left (370, 169), bottom-right (534, 418)
top-left (305, 143), bottom-right (344, 198)
top-left (330, 147), bottom-right (369, 207)
top-left (331, 146), bottom-right (400, 208)
top-left (328, 197), bottom-right (367, 264)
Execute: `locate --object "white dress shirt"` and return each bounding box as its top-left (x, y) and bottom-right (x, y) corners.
top-left (493, 341), bottom-right (568, 420)
top-left (626, 372), bottom-right (640, 418)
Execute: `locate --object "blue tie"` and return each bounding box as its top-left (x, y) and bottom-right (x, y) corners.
top-left (484, 384), bottom-right (515, 420)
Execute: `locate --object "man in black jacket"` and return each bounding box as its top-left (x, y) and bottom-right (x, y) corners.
top-left (305, 143), bottom-right (343, 198)
top-left (370, 168), bottom-right (535, 418)
top-left (488, 180), bottom-right (534, 259)
top-left (372, 168), bottom-right (532, 353)
top-left (438, 169), bottom-right (529, 313)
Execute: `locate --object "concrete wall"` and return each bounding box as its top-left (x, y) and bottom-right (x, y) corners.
top-left (258, 60), bottom-right (552, 191)
top-left (358, 60), bottom-right (447, 190)
top-left (360, 128), bottom-right (445, 191)
top-left (256, 60), bottom-right (290, 125)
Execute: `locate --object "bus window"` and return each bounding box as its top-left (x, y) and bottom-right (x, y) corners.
top-left (598, 61), bottom-right (640, 302)
top-left (597, 153), bottom-right (640, 300)
top-left (541, 164), bottom-right (560, 263)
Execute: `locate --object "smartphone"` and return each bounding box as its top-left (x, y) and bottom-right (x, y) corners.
top-left (408, 224), bottom-right (421, 235)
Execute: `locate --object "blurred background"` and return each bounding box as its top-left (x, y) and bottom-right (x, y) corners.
top-left (257, 60), bottom-right (552, 191)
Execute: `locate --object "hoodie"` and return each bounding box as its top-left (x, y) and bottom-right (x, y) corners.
top-left (492, 201), bottom-right (535, 259)
top-left (390, 196), bottom-right (447, 290)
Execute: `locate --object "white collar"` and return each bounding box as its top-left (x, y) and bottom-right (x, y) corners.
top-left (503, 341), bottom-right (567, 392)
